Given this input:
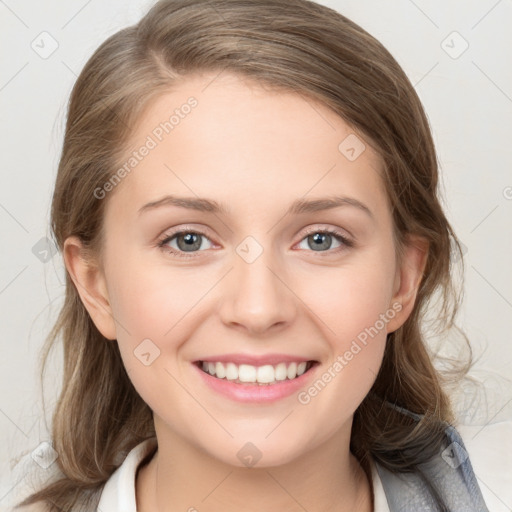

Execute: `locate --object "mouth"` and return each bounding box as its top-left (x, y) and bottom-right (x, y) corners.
top-left (193, 360), bottom-right (319, 386)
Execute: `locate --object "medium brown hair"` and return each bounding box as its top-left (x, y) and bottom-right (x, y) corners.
top-left (17, 0), bottom-right (470, 509)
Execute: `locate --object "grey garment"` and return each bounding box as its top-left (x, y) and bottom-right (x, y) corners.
top-left (374, 405), bottom-right (489, 511)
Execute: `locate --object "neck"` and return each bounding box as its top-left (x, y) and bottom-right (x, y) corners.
top-left (136, 417), bottom-right (372, 512)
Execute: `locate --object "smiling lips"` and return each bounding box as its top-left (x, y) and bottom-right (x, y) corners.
top-left (193, 354), bottom-right (320, 402)
top-left (198, 360), bottom-right (315, 385)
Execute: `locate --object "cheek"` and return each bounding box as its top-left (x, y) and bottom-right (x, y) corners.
top-left (296, 284), bottom-right (390, 431)
top-left (105, 256), bottom-right (228, 406)
top-left (301, 256), bottom-right (396, 345)
top-left (102, 253), bottom-right (205, 394)
top-left (294, 254), bottom-right (395, 404)
top-left (107, 256), bottom-right (211, 342)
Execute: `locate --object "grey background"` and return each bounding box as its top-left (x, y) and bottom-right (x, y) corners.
top-left (1, 0), bottom-right (511, 509)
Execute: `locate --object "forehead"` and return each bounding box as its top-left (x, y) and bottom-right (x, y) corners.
top-left (110, 71), bottom-right (388, 220)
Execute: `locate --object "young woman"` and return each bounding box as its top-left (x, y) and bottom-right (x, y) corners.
top-left (15, 0), bottom-right (490, 510)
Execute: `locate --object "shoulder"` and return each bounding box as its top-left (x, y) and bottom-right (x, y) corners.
top-left (456, 419), bottom-right (512, 511)
top-left (97, 437), bottom-right (158, 510)
top-left (3, 446), bottom-right (58, 512)
top-left (373, 421), bottom-right (497, 511)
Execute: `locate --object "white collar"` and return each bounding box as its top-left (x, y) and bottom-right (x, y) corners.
top-left (98, 438), bottom-right (157, 512)
top-left (97, 438), bottom-right (390, 512)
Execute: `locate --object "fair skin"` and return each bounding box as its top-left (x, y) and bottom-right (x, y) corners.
top-left (64, 72), bottom-right (427, 512)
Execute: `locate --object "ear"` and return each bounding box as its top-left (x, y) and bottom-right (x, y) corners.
top-left (62, 235), bottom-right (117, 340)
top-left (386, 234), bottom-right (429, 333)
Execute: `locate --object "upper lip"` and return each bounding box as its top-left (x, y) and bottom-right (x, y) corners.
top-left (194, 353), bottom-right (317, 366)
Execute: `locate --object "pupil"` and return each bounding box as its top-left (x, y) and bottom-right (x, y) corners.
top-left (309, 233), bottom-right (330, 251)
top-left (178, 233), bottom-right (201, 251)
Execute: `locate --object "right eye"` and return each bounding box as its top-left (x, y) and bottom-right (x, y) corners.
top-left (158, 230), bottom-right (215, 258)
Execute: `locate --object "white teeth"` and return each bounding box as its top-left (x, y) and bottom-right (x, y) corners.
top-left (287, 362), bottom-right (297, 380)
top-left (215, 362), bottom-right (226, 379)
top-left (225, 362), bottom-right (238, 381)
top-left (274, 363), bottom-right (288, 381)
top-left (199, 360), bottom-right (313, 384)
top-left (257, 365), bottom-right (275, 383)
top-left (238, 364), bottom-right (257, 383)
top-left (297, 362), bottom-right (307, 376)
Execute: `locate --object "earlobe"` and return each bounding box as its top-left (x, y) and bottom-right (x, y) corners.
top-left (63, 236), bottom-right (117, 340)
top-left (386, 235), bottom-right (429, 333)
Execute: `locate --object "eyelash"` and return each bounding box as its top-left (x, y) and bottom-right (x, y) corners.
top-left (157, 226), bottom-right (354, 259)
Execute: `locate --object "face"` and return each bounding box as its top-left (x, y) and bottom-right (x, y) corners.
top-left (66, 72), bottom-right (426, 468)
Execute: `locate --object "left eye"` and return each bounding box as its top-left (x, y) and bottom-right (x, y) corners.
top-left (297, 230), bottom-right (347, 252)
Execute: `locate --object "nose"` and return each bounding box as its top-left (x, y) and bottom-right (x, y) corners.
top-left (218, 245), bottom-right (297, 336)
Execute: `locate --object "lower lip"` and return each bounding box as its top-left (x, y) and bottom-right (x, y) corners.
top-left (192, 362), bottom-right (319, 403)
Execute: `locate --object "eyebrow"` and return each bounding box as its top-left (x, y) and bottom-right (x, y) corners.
top-left (138, 194), bottom-right (374, 219)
